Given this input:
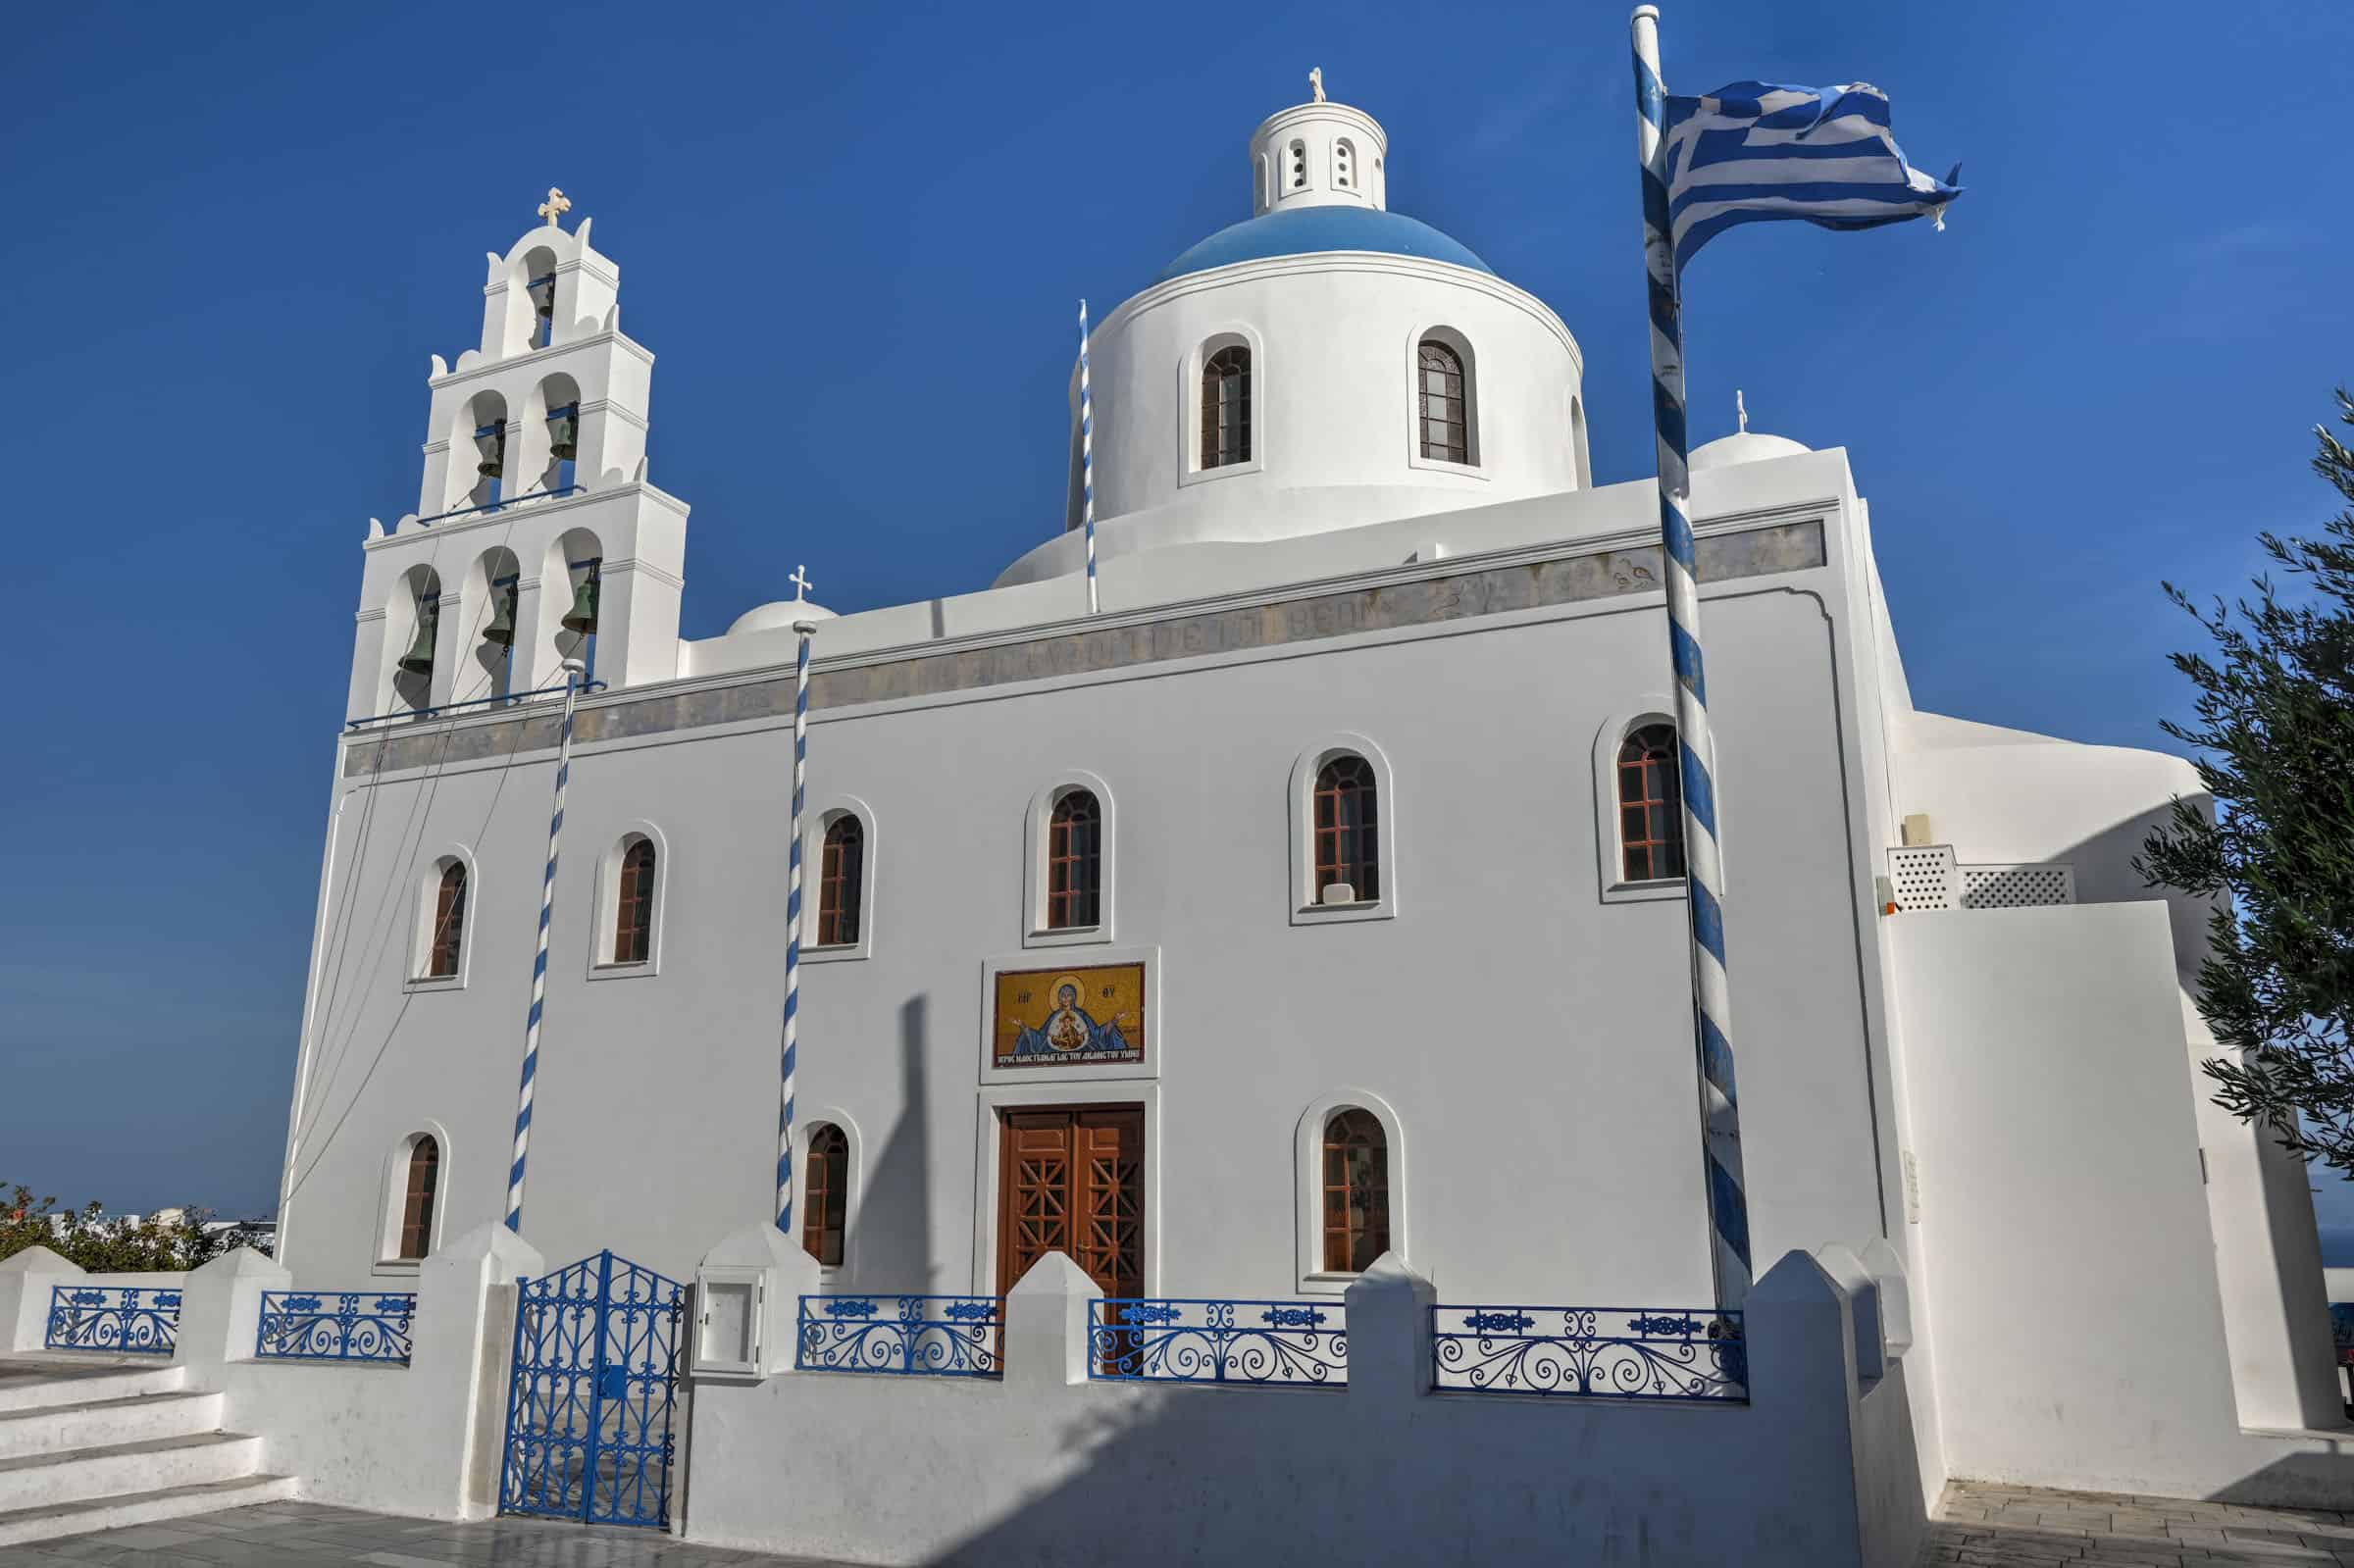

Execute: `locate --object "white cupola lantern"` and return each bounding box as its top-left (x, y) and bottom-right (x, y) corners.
top-left (1250, 70), bottom-right (1388, 214)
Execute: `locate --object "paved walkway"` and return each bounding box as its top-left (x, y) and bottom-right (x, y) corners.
top-left (1920, 1481), bottom-right (2354, 1566)
top-left (0, 1500), bottom-right (861, 1567)
top-left (8, 1483), bottom-right (2354, 1565)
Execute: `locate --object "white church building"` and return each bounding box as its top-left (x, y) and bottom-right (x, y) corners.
top-left (4, 81), bottom-right (2349, 1566)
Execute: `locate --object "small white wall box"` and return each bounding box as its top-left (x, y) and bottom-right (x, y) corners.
top-left (692, 1267), bottom-right (765, 1379)
top-left (1321, 883), bottom-right (1357, 906)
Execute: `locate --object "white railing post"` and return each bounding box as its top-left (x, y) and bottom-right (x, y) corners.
top-left (1004, 1252), bottom-right (1100, 1391)
top-left (176, 1247), bottom-right (291, 1373)
top-left (0, 1246), bottom-right (82, 1352)
top-left (1344, 1251), bottom-right (1437, 1409)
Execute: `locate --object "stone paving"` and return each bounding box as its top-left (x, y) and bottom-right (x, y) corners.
top-left (1919, 1480), bottom-right (2354, 1566)
top-left (0, 1500), bottom-right (861, 1568)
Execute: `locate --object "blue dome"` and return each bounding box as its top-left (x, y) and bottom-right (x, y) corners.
top-left (1157, 207), bottom-right (1492, 283)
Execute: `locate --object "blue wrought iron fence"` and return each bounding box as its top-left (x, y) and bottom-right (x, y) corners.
top-left (1089, 1298), bottom-right (1348, 1387)
top-left (45, 1285), bottom-right (180, 1355)
top-left (1431, 1305), bottom-right (1746, 1401)
top-left (795, 1295), bottom-right (1000, 1378)
top-left (255, 1291), bottom-right (417, 1364)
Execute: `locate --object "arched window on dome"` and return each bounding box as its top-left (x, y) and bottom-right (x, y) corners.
top-left (1616, 722), bottom-right (1686, 883)
top-left (1417, 338), bottom-right (1469, 465)
top-left (1287, 139), bottom-right (1308, 192)
top-left (1333, 138), bottom-right (1356, 191)
top-left (1201, 346), bottom-right (1252, 470)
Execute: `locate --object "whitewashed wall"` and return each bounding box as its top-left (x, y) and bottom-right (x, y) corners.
top-left (1891, 904), bottom-right (2354, 1505)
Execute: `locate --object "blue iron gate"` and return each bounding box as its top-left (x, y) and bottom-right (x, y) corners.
top-left (499, 1250), bottom-right (686, 1528)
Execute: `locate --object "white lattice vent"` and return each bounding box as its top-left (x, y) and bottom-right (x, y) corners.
top-left (1959, 863), bottom-right (2075, 909)
top-left (1887, 845), bottom-right (1957, 910)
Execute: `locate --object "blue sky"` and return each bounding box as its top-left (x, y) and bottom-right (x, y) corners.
top-left (3, 2), bottom-right (2350, 1228)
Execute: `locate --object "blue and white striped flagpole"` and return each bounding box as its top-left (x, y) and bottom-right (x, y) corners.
top-left (505, 656), bottom-right (587, 1233)
top-left (776, 573), bottom-right (819, 1238)
top-left (1080, 299), bottom-right (1099, 615)
top-left (1633, 4), bottom-right (1751, 1310)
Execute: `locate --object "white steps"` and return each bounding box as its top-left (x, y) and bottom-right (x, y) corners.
top-left (0, 1360), bottom-right (289, 1545)
top-left (0, 1472), bottom-right (297, 1546)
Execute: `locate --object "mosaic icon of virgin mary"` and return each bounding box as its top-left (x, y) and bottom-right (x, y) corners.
top-left (1011, 976), bottom-right (1133, 1059)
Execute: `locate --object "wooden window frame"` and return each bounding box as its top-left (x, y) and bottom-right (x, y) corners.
top-left (1311, 755), bottom-right (1380, 903)
top-left (424, 861), bottom-right (466, 981)
top-left (1320, 1109), bottom-right (1391, 1275)
top-left (613, 837), bottom-right (655, 964)
top-left (1293, 1089), bottom-right (1407, 1292)
top-left (1616, 722), bottom-right (1687, 885)
top-left (801, 1123), bottom-right (849, 1268)
top-left (396, 1136), bottom-right (439, 1262)
top-left (1416, 339), bottom-right (1468, 465)
top-left (1200, 346), bottom-right (1253, 471)
top-left (1045, 789), bottom-right (1101, 931)
top-left (817, 815), bottom-right (865, 948)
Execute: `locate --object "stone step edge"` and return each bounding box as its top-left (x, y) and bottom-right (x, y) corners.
top-left (0, 1365), bottom-right (186, 1413)
top-left (0, 1471), bottom-right (297, 1547)
top-left (0, 1429), bottom-right (254, 1475)
top-left (0, 1390), bottom-right (219, 1426)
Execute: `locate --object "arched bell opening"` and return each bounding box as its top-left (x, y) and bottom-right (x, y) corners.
top-left (546, 526), bottom-right (604, 683)
top-left (518, 244), bottom-right (560, 352)
top-left (461, 389), bottom-right (510, 513)
top-left (387, 564), bottom-right (442, 715)
top-left (468, 545), bottom-right (523, 702)
top-left (530, 372), bottom-right (583, 499)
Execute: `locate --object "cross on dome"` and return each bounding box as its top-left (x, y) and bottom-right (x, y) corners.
top-left (790, 565), bottom-right (815, 603)
top-left (1309, 66), bottom-right (1326, 103)
top-left (1736, 389), bottom-right (1748, 434)
top-left (537, 187), bottom-right (572, 229)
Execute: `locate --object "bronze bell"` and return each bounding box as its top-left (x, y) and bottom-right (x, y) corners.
top-left (561, 569), bottom-right (600, 634)
top-left (484, 582), bottom-right (519, 648)
top-left (475, 428), bottom-right (504, 479)
top-left (548, 410), bottom-right (578, 462)
top-left (396, 604), bottom-right (437, 676)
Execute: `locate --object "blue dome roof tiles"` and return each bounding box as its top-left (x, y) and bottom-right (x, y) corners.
top-left (1157, 206), bottom-right (1492, 283)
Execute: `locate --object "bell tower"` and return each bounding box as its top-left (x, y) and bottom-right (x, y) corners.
top-left (345, 190), bottom-right (689, 723)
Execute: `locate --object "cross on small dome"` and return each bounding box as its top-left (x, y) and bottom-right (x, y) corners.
top-left (537, 187), bottom-right (572, 229)
top-left (790, 565), bottom-right (815, 603)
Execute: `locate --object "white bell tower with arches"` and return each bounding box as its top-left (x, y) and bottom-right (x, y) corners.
top-left (345, 192), bottom-right (689, 723)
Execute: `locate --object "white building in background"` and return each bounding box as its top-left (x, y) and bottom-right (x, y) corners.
top-left (226, 85), bottom-right (2354, 1559)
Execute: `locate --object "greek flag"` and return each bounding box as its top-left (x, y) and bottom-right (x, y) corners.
top-left (1663, 81), bottom-right (1960, 271)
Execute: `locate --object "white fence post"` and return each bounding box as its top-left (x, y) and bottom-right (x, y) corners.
top-left (416, 1220), bottom-right (544, 1519)
top-left (1004, 1252), bottom-right (1100, 1391)
top-left (1814, 1243), bottom-right (1887, 1384)
top-left (176, 1247), bottom-right (291, 1373)
top-left (0, 1246), bottom-right (83, 1352)
top-left (1345, 1251), bottom-right (1436, 1408)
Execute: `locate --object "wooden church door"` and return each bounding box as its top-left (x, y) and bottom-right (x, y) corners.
top-left (996, 1106), bottom-right (1144, 1300)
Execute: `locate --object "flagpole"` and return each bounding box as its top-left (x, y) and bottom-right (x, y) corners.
top-left (505, 655), bottom-right (588, 1233)
top-left (1080, 299), bottom-right (1099, 615)
top-left (1632, 4), bottom-right (1751, 1310)
top-left (776, 569), bottom-right (818, 1239)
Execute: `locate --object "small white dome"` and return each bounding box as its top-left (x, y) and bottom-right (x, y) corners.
top-left (727, 599), bottom-right (837, 636)
top-left (1689, 430), bottom-right (1812, 472)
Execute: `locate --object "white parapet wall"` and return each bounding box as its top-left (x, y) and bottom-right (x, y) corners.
top-left (684, 1246), bottom-right (1925, 1568)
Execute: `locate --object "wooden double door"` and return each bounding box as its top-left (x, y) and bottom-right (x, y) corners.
top-left (996, 1105), bottom-right (1144, 1299)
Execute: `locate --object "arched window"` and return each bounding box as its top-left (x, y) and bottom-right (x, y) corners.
top-left (1617, 723), bottom-right (1686, 883)
top-left (1417, 339), bottom-right (1468, 464)
top-left (1201, 346), bottom-right (1252, 470)
top-left (614, 838), bottom-right (655, 964)
top-left (818, 816), bottom-right (865, 947)
top-left (1047, 789), bottom-right (1102, 930)
top-left (1287, 138), bottom-right (1307, 191)
top-left (1321, 1109), bottom-right (1390, 1273)
top-left (1312, 756), bottom-right (1379, 902)
top-left (802, 1123), bottom-right (848, 1267)
top-left (1333, 138), bottom-right (1356, 190)
top-left (397, 1137), bottom-right (439, 1261)
top-left (428, 863), bottom-right (467, 978)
